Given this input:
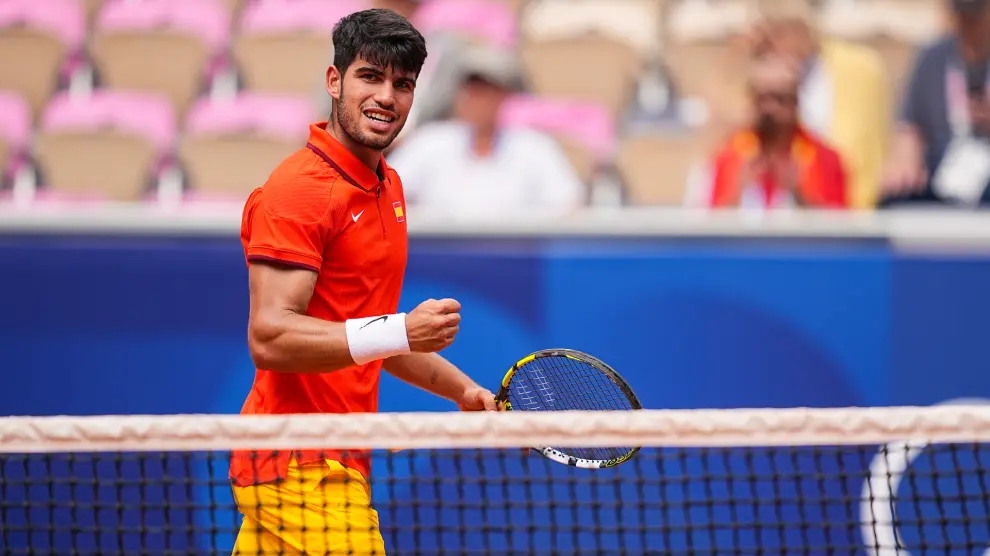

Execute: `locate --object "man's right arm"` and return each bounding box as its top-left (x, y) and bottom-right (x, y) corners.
top-left (246, 261), bottom-right (463, 374)
top-left (246, 261), bottom-right (356, 373)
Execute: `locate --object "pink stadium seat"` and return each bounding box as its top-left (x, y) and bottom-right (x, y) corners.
top-left (91, 0), bottom-right (231, 118)
top-left (0, 0), bottom-right (87, 52)
top-left (233, 0), bottom-right (365, 97)
top-left (179, 93), bottom-right (314, 201)
top-left (29, 91), bottom-right (177, 202)
top-left (184, 93), bottom-right (313, 141)
top-left (239, 0), bottom-right (368, 34)
top-left (414, 0), bottom-right (517, 48)
top-left (0, 0), bottom-right (87, 120)
top-left (42, 91), bottom-right (176, 153)
top-left (96, 0), bottom-right (231, 57)
top-left (498, 95), bottom-right (616, 158)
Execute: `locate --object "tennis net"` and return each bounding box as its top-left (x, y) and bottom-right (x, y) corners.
top-left (2, 406), bottom-right (990, 555)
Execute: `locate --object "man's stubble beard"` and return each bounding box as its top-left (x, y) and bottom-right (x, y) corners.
top-left (333, 82), bottom-right (405, 151)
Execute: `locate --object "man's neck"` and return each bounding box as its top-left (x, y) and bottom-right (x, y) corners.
top-left (761, 126), bottom-right (797, 154)
top-left (471, 126), bottom-right (496, 157)
top-left (326, 120), bottom-right (382, 171)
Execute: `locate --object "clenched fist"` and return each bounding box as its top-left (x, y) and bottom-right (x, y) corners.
top-left (406, 298), bottom-right (461, 353)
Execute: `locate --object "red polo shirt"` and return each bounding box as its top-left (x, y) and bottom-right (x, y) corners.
top-left (229, 122), bottom-right (409, 487)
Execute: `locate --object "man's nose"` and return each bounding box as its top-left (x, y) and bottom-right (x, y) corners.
top-left (374, 83), bottom-right (396, 107)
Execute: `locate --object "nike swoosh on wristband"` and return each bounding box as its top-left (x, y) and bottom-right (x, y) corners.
top-left (360, 315), bottom-right (388, 329)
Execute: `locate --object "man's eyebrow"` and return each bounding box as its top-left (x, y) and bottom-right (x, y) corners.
top-left (355, 66), bottom-right (385, 75)
top-left (354, 65), bottom-right (417, 84)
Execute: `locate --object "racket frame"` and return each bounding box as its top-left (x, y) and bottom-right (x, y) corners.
top-left (493, 348), bottom-right (642, 469)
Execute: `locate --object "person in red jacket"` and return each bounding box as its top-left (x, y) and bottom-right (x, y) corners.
top-left (709, 55), bottom-right (848, 209)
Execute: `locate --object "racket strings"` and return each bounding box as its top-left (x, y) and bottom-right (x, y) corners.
top-left (507, 356), bottom-right (635, 462)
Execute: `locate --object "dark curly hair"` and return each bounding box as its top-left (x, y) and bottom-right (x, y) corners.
top-left (331, 8), bottom-right (428, 78)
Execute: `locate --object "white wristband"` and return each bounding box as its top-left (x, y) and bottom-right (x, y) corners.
top-left (345, 313), bottom-right (410, 365)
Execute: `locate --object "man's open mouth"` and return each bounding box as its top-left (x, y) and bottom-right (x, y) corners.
top-left (364, 110), bottom-right (396, 124)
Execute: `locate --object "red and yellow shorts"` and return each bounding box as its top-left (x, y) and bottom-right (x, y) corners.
top-left (231, 456), bottom-right (385, 555)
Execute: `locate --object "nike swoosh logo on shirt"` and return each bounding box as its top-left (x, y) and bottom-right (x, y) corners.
top-left (351, 210), bottom-right (365, 222)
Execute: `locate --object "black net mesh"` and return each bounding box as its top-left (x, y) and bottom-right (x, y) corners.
top-left (2, 442), bottom-right (989, 555)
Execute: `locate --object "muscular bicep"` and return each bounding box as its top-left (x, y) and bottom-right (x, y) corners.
top-left (248, 261), bottom-right (318, 326)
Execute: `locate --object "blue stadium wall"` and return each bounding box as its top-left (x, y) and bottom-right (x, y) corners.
top-left (1, 233), bottom-right (988, 554)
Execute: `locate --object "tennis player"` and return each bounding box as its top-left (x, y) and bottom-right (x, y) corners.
top-left (229, 9), bottom-right (497, 555)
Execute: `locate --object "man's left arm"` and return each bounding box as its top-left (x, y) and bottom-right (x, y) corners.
top-left (385, 352), bottom-right (497, 411)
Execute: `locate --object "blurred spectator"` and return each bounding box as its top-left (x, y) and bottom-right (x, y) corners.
top-left (386, 44), bottom-right (584, 217)
top-left (749, 1), bottom-right (889, 210)
top-left (882, 0), bottom-right (990, 207)
top-left (706, 55), bottom-right (847, 209)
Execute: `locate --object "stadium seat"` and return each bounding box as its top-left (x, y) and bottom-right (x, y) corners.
top-left (233, 0), bottom-right (367, 96)
top-left (90, 0), bottom-right (231, 119)
top-left (616, 128), bottom-right (724, 206)
top-left (498, 95), bottom-right (616, 183)
top-left (372, 0), bottom-right (426, 19)
top-left (520, 36), bottom-right (643, 120)
top-left (413, 0), bottom-right (517, 48)
top-left (32, 91), bottom-right (176, 201)
top-left (661, 0), bottom-right (752, 102)
top-left (178, 94), bottom-right (313, 198)
top-left (0, 91), bottom-right (32, 186)
top-left (520, 0), bottom-right (662, 58)
top-left (0, 0), bottom-right (86, 120)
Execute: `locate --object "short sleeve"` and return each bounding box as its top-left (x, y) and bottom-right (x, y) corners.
top-left (898, 42), bottom-right (939, 127)
top-left (245, 177), bottom-right (334, 272)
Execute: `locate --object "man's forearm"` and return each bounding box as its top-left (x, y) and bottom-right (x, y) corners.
top-left (249, 312), bottom-right (409, 374)
top-left (249, 311), bottom-right (355, 374)
top-left (385, 352), bottom-right (482, 403)
top-left (893, 122), bottom-right (925, 161)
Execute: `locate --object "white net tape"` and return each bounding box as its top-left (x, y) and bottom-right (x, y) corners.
top-left (2, 405), bottom-right (990, 453)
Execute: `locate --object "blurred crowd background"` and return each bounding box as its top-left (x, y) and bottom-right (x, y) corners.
top-left (0, 0), bottom-right (987, 217)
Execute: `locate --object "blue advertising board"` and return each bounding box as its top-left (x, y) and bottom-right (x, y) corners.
top-left (0, 232), bottom-right (988, 554)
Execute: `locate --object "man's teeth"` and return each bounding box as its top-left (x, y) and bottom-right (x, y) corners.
top-left (365, 112), bottom-right (394, 123)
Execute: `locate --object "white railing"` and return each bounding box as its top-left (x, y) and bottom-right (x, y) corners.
top-left (2, 202), bottom-right (990, 248)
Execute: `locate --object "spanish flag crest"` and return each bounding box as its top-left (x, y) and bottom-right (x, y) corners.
top-left (392, 201), bottom-right (404, 223)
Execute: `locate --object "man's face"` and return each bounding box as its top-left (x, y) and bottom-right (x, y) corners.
top-left (765, 20), bottom-right (813, 66)
top-left (953, 1), bottom-right (990, 35)
top-left (327, 57), bottom-right (417, 151)
top-left (453, 76), bottom-right (509, 131)
top-left (750, 62), bottom-right (800, 133)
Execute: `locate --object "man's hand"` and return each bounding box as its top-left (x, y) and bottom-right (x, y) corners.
top-left (456, 386), bottom-right (498, 411)
top-left (740, 154), bottom-right (769, 186)
top-left (970, 98), bottom-right (990, 135)
top-left (405, 298), bottom-right (461, 353)
top-left (882, 125), bottom-right (928, 197)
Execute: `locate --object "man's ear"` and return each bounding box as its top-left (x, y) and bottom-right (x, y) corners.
top-left (326, 66), bottom-right (342, 101)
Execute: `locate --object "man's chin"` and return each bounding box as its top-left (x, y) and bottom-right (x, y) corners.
top-left (356, 131), bottom-right (400, 151)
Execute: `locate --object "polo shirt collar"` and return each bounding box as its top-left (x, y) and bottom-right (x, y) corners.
top-left (306, 121), bottom-right (387, 191)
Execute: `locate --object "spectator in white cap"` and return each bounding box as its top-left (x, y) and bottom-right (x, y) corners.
top-left (386, 44), bottom-right (585, 218)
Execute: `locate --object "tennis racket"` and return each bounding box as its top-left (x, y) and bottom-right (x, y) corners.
top-left (494, 348), bottom-right (642, 469)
